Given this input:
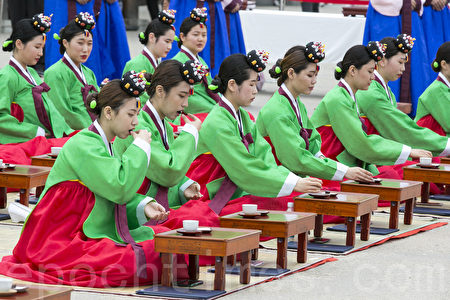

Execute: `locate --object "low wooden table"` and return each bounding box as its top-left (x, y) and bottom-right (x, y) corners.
top-left (294, 192), bottom-right (378, 246)
top-left (31, 154), bottom-right (56, 168)
top-left (154, 227), bottom-right (260, 291)
top-left (0, 165), bottom-right (51, 208)
top-left (440, 157), bottom-right (450, 164)
top-left (9, 285), bottom-right (72, 299)
top-left (341, 179), bottom-right (422, 229)
top-left (220, 211), bottom-right (316, 269)
top-left (403, 164), bottom-right (450, 204)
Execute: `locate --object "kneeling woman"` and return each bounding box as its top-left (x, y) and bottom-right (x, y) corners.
top-left (0, 72), bottom-right (188, 287)
top-left (257, 43), bottom-right (373, 191)
top-left (310, 43), bottom-right (431, 179)
top-left (44, 12), bottom-right (99, 130)
top-left (415, 41), bottom-right (450, 137)
top-left (357, 35), bottom-right (450, 156)
top-left (114, 60), bottom-right (206, 212)
top-left (0, 13), bottom-right (72, 144)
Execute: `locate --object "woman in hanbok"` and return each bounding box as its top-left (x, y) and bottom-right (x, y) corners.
top-left (310, 42), bottom-right (431, 179)
top-left (257, 43), bottom-right (373, 192)
top-left (0, 71), bottom-right (188, 287)
top-left (44, 0), bottom-right (130, 82)
top-left (415, 41), bottom-right (450, 137)
top-left (0, 13), bottom-right (73, 154)
top-left (122, 10), bottom-right (176, 103)
top-left (357, 34), bottom-right (450, 156)
top-left (114, 59), bottom-right (206, 212)
top-left (172, 8), bottom-right (222, 115)
top-left (44, 12), bottom-right (99, 130)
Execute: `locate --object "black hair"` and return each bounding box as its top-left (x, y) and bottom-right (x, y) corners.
top-left (57, 20), bottom-right (92, 55)
top-left (432, 41), bottom-right (450, 72)
top-left (269, 46), bottom-right (310, 86)
top-left (210, 54), bottom-right (253, 94)
top-left (177, 17), bottom-right (206, 48)
top-left (139, 19), bottom-right (174, 45)
top-left (380, 37), bottom-right (399, 59)
top-left (86, 80), bottom-right (134, 117)
top-left (3, 19), bottom-right (43, 52)
top-left (146, 60), bottom-right (186, 98)
top-left (335, 44), bottom-right (378, 80)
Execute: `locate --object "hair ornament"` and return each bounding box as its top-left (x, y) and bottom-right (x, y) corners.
top-left (366, 41), bottom-right (386, 61)
top-left (121, 70), bottom-right (149, 97)
top-left (335, 66), bottom-right (342, 73)
top-left (2, 40), bottom-right (12, 48)
top-left (181, 60), bottom-right (208, 85)
top-left (305, 41), bottom-right (326, 63)
top-left (394, 34), bottom-right (415, 53)
top-left (158, 9), bottom-right (176, 30)
top-left (90, 100), bottom-right (97, 109)
top-left (433, 61), bottom-right (439, 68)
top-left (32, 13), bottom-right (52, 34)
top-left (74, 12), bottom-right (96, 35)
top-left (246, 49), bottom-right (269, 72)
top-left (100, 78), bottom-right (110, 88)
top-left (208, 83), bottom-right (218, 90)
top-left (139, 32), bottom-right (145, 40)
top-left (190, 7), bottom-right (208, 24)
top-left (275, 66), bottom-right (281, 74)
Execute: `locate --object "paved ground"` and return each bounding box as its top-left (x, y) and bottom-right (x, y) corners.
top-left (1, 3), bottom-right (449, 300)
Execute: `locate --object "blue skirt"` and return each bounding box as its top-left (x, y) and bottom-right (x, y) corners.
top-left (44, 0), bottom-right (130, 83)
top-left (363, 4), bottom-right (432, 116)
top-left (227, 11), bottom-right (246, 55)
top-left (168, 0), bottom-right (230, 76)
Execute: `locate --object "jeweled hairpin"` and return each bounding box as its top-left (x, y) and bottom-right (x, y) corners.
top-left (305, 41), bottom-right (325, 63)
top-left (121, 70), bottom-right (148, 97)
top-left (246, 49), bottom-right (269, 72)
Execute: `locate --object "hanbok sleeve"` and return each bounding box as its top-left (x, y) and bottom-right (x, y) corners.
top-left (421, 87), bottom-right (450, 134)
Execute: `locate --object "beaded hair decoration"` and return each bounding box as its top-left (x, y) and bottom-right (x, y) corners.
top-left (246, 49), bottom-right (269, 72)
top-left (190, 7), bottom-right (208, 28)
top-left (305, 41), bottom-right (325, 63)
top-left (394, 33), bottom-right (415, 53)
top-left (32, 13), bottom-right (52, 41)
top-left (158, 9), bottom-right (176, 31)
top-left (121, 70), bottom-right (149, 109)
top-left (366, 41), bottom-right (386, 61)
top-left (75, 12), bottom-right (96, 36)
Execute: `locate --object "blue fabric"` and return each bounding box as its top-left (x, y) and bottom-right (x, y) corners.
top-left (400, 206), bottom-right (450, 216)
top-left (227, 12), bottom-right (246, 55)
top-left (288, 241), bottom-right (353, 253)
top-left (363, 4), bottom-right (433, 116)
top-left (136, 286), bottom-right (226, 299)
top-left (208, 266), bottom-right (289, 277)
top-left (0, 214), bottom-right (10, 221)
top-left (326, 224), bottom-right (399, 235)
top-left (168, 0), bottom-right (230, 76)
top-left (44, 0), bottom-right (130, 83)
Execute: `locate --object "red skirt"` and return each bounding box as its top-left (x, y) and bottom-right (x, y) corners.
top-left (0, 181), bottom-right (187, 288)
top-left (416, 114), bottom-right (446, 136)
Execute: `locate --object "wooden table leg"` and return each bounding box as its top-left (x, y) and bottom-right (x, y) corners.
top-left (314, 214), bottom-right (323, 238)
top-left (35, 186), bottom-right (44, 198)
top-left (251, 248), bottom-right (258, 260)
top-left (240, 250), bottom-right (251, 284)
top-left (227, 254), bottom-right (235, 266)
top-left (297, 232), bottom-right (307, 263)
top-left (0, 187), bottom-right (6, 209)
top-left (360, 213), bottom-right (371, 241)
top-left (214, 256), bottom-right (226, 291)
top-left (188, 254), bottom-right (199, 281)
top-left (389, 201), bottom-right (399, 229)
top-left (404, 198), bottom-right (414, 225)
top-left (420, 182), bottom-right (430, 203)
top-left (276, 237), bottom-right (287, 269)
top-left (346, 217), bottom-right (356, 246)
top-left (161, 253), bottom-right (172, 287)
top-left (19, 189), bottom-right (30, 206)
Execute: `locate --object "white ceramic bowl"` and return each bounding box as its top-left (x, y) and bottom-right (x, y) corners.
top-left (242, 204), bottom-right (258, 214)
top-left (51, 147), bottom-right (63, 155)
top-left (0, 278), bottom-right (12, 291)
top-left (419, 157), bottom-right (432, 165)
top-left (183, 220), bottom-right (199, 231)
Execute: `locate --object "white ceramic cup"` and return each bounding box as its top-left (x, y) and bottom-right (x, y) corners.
top-left (51, 147), bottom-right (63, 155)
top-left (242, 204), bottom-right (258, 214)
top-left (0, 278), bottom-right (13, 291)
top-left (183, 220), bottom-right (199, 231)
top-left (419, 157), bottom-right (432, 166)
